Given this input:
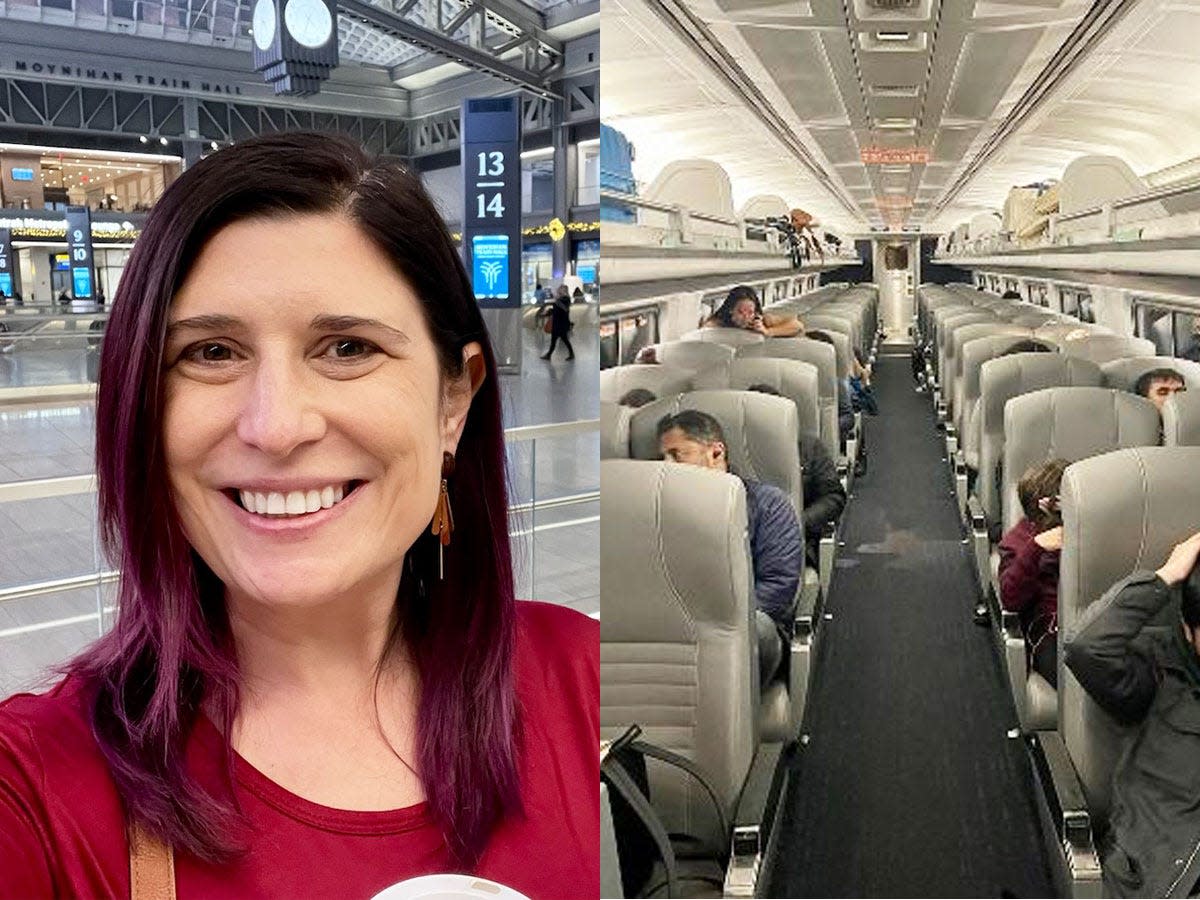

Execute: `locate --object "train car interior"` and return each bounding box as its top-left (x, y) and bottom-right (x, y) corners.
top-left (600, 0), bottom-right (1200, 896)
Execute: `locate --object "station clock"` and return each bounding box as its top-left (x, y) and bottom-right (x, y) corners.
top-left (250, 0), bottom-right (339, 96)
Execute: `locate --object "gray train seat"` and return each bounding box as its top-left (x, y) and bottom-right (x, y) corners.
top-left (600, 401), bottom-right (632, 460)
top-left (692, 357), bottom-right (835, 599)
top-left (1046, 447), bottom-right (1200, 896)
top-left (1059, 334), bottom-right (1157, 367)
top-left (999, 389), bottom-right (1161, 731)
top-left (936, 310), bottom-right (997, 387)
top-left (739, 338), bottom-right (840, 463)
top-left (802, 312), bottom-right (861, 361)
top-left (1163, 391), bottom-right (1200, 446)
top-left (627, 391), bottom-right (810, 743)
top-left (968, 355), bottom-right (1104, 593)
top-left (600, 459), bottom-right (779, 893)
top-left (1033, 321), bottom-right (1110, 346)
top-left (644, 341), bottom-right (736, 377)
top-left (1100, 356), bottom-right (1200, 393)
top-left (946, 323), bottom-right (1029, 426)
top-left (692, 357), bottom-right (821, 445)
top-left (600, 364), bottom-right (692, 404)
top-left (680, 326), bottom-right (767, 350)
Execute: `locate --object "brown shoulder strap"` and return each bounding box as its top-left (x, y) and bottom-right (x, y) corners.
top-left (128, 820), bottom-right (176, 900)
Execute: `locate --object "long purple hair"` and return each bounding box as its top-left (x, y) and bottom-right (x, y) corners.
top-left (72, 131), bottom-right (521, 866)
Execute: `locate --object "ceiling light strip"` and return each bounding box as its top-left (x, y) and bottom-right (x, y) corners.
top-left (929, 0), bottom-right (1141, 218)
top-left (650, 0), bottom-right (861, 219)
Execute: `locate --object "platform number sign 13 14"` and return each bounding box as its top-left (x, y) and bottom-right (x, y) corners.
top-left (475, 151), bottom-right (508, 220)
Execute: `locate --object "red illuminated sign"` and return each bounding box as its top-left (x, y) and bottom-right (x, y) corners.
top-left (860, 147), bottom-right (931, 165)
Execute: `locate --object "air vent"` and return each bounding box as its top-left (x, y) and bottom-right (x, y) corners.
top-left (868, 0), bottom-right (917, 8)
top-left (870, 84), bottom-right (920, 97)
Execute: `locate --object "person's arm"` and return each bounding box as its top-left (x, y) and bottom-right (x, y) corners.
top-left (761, 313), bottom-right (804, 338)
top-left (799, 438), bottom-right (846, 541)
top-left (747, 484), bottom-right (802, 624)
top-left (998, 523), bottom-right (1052, 615)
top-left (1064, 532), bottom-right (1200, 724)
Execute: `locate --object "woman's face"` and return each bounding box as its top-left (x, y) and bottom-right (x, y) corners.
top-left (162, 212), bottom-right (480, 611)
top-left (730, 298), bottom-right (758, 328)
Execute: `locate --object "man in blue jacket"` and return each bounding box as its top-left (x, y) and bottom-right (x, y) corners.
top-left (657, 410), bottom-right (802, 685)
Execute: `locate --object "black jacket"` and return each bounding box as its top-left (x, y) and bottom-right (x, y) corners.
top-left (1064, 571), bottom-right (1200, 898)
top-left (799, 433), bottom-right (846, 549)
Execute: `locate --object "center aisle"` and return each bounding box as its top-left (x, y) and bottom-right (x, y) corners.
top-left (760, 350), bottom-right (1054, 896)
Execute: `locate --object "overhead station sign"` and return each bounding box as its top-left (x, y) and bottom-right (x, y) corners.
top-left (861, 147), bottom-right (930, 165)
top-left (65, 205), bottom-right (95, 299)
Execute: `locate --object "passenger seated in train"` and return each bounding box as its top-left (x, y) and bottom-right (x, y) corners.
top-left (1000, 290), bottom-right (1022, 300)
top-left (1004, 339), bottom-right (1055, 355)
top-left (656, 410), bottom-right (801, 685)
top-left (1064, 531), bottom-right (1200, 899)
top-left (703, 285), bottom-right (804, 338)
top-left (634, 346), bottom-right (658, 364)
top-left (747, 384), bottom-right (847, 567)
top-left (805, 330), bottom-right (855, 439)
top-left (998, 459), bottom-right (1068, 688)
top-left (1133, 367), bottom-right (1186, 414)
top-left (617, 388), bottom-right (657, 409)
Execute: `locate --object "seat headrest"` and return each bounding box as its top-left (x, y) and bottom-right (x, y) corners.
top-left (599, 364), bottom-right (692, 404)
top-left (1101, 356), bottom-right (1200, 393)
top-left (679, 327), bottom-right (766, 348)
top-left (628, 390), bottom-right (802, 515)
top-left (737, 338), bottom-right (837, 397)
top-left (1002, 387), bottom-right (1161, 531)
top-left (1059, 335), bottom-right (1157, 366)
top-left (652, 341), bottom-right (736, 373)
top-left (1164, 391), bottom-right (1200, 447)
top-left (600, 401), bottom-right (632, 460)
top-left (600, 459), bottom-right (752, 638)
top-left (691, 357), bottom-right (821, 441)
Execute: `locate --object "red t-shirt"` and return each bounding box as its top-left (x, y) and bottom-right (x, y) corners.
top-left (0, 601), bottom-right (598, 900)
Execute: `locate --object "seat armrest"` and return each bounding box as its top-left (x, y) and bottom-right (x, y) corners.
top-left (600, 783), bottom-right (625, 900)
top-left (953, 452), bottom-right (969, 520)
top-left (726, 742), bottom-right (785, 898)
top-left (1001, 612), bottom-right (1030, 730)
top-left (1034, 731), bottom-right (1103, 893)
top-left (818, 522), bottom-right (836, 598)
top-left (966, 495), bottom-right (992, 596)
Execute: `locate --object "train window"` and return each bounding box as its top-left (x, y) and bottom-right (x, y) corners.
top-left (600, 320), bottom-right (618, 370)
top-left (1060, 288), bottom-right (1079, 318)
top-left (616, 312), bottom-right (658, 366)
top-left (1078, 293), bottom-right (1095, 323)
top-left (1035, 284), bottom-right (1048, 307)
top-left (1174, 311), bottom-right (1200, 360)
top-left (1135, 305), bottom-right (1175, 355)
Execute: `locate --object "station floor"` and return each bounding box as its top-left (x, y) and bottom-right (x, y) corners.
top-left (0, 323), bottom-right (599, 700)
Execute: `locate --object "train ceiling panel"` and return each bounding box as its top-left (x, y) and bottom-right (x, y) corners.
top-left (943, 29), bottom-right (1043, 121)
top-left (740, 28), bottom-right (847, 123)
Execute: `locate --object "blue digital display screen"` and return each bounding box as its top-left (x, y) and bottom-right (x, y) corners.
top-left (471, 234), bottom-right (509, 299)
top-left (0, 274), bottom-right (12, 296)
top-left (577, 265), bottom-right (596, 284)
top-left (72, 267), bottom-right (93, 298)
top-left (54, 254), bottom-right (70, 271)
top-left (10, 168), bottom-right (34, 182)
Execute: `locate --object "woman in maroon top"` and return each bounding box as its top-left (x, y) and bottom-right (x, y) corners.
top-left (998, 458), bottom-right (1069, 688)
top-left (0, 133), bottom-right (598, 899)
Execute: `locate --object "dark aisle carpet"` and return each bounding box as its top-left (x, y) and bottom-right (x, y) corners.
top-left (760, 351), bottom-right (1054, 898)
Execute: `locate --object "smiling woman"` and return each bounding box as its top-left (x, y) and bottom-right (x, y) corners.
top-left (0, 133), bottom-right (599, 900)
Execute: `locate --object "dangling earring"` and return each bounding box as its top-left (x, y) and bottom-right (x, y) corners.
top-left (430, 451), bottom-right (455, 580)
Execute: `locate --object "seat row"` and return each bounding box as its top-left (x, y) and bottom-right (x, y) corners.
top-left (599, 283), bottom-right (881, 897)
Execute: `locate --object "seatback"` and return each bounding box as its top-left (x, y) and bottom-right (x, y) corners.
top-left (1164, 391), bottom-right (1200, 446)
top-left (1009, 312), bottom-right (1061, 329)
top-left (599, 459), bottom-right (757, 846)
top-left (652, 340), bottom-right (736, 377)
top-left (1059, 334), bottom-right (1157, 366)
top-left (802, 312), bottom-right (860, 360)
top-left (599, 364), bottom-right (692, 404)
top-left (948, 324), bottom-right (1029, 425)
top-left (928, 302), bottom-right (976, 353)
top-left (958, 334), bottom-right (1048, 467)
top-left (600, 401), bottom-right (631, 459)
top-left (977, 354), bottom-right (1104, 525)
top-left (1059, 447), bottom-right (1200, 825)
top-left (679, 326), bottom-right (767, 349)
top-left (1001, 387), bottom-right (1160, 531)
top-left (1100, 356), bottom-right (1200, 393)
top-left (738, 338), bottom-right (840, 460)
top-left (692, 357), bottom-right (821, 442)
top-left (937, 311), bottom-right (997, 382)
top-left (629, 389), bottom-right (804, 516)
top-left (1034, 321), bottom-right (1110, 345)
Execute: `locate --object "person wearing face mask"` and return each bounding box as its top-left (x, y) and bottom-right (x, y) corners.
top-left (0, 133), bottom-right (598, 900)
top-left (1065, 531), bottom-right (1200, 898)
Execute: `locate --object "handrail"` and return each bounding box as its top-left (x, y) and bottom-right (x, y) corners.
top-left (600, 187), bottom-right (742, 228)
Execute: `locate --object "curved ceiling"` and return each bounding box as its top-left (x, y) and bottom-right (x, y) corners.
top-left (602, 0), bottom-right (1200, 235)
